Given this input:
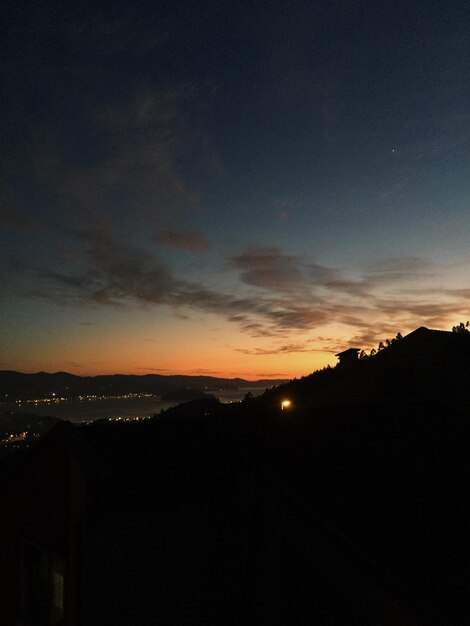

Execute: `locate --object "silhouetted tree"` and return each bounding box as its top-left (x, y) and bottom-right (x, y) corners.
top-left (452, 321), bottom-right (470, 333)
top-left (375, 332), bottom-right (402, 354)
top-left (359, 350), bottom-right (368, 360)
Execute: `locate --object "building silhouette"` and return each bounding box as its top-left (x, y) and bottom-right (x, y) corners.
top-left (335, 347), bottom-right (360, 367)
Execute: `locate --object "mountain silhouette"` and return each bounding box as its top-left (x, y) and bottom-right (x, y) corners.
top-left (1, 326), bottom-right (469, 625)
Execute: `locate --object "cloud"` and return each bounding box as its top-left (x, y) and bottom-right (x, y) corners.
top-left (134, 367), bottom-right (170, 372)
top-left (74, 230), bottom-right (177, 305)
top-left (16, 85), bottom-right (221, 244)
top-left (183, 368), bottom-right (222, 375)
top-left (152, 229), bottom-right (210, 252)
top-left (98, 88), bottom-right (187, 131)
top-left (9, 233), bottom-right (332, 336)
top-left (235, 341), bottom-right (328, 356)
top-left (250, 373), bottom-right (289, 378)
top-left (6, 227), bottom-right (470, 351)
top-left (230, 247), bottom-right (301, 290)
top-left (61, 91), bottom-right (203, 221)
top-left (445, 288), bottom-right (470, 300)
top-left (364, 256), bottom-right (436, 282)
top-left (324, 280), bottom-right (372, 296)
top-left (229, 246), bottom-right (338, 292)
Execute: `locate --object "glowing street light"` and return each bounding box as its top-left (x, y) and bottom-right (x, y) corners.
top-left (281, 399), bottom-right (291, 411)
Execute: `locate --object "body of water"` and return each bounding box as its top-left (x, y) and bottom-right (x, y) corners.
top-left (3, 387), bottom-right (268, 424)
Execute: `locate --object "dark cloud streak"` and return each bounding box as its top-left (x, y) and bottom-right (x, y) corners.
top-left (152, 229), bottom-right (210, 252)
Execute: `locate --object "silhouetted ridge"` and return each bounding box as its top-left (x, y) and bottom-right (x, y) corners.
top-left (1, 326), bottom-right (469, 625)
top-left (261, 326), bottom-right (470, 411)
top-left (0, 371), bottom-right (287, 401)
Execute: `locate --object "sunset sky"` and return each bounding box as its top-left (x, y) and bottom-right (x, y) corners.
top-left (2, 0), bottom-right (470, 379)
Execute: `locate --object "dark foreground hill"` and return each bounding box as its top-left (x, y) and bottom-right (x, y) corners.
top-left (261, 325), bottom-right (470, 413)
top-left (1, 326), bottom-right (469, 625)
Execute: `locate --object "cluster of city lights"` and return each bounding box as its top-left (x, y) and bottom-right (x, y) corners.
top-left (106, 415), bottom-right (153, 422)
top-left (77, 393), bottom-right (154, 402)
top-left (0, 431), bottom-right (28, 446)
top-left (14, 397), bottom-right (66, 406)
top-left (4, 392), bottom-right (157, 406)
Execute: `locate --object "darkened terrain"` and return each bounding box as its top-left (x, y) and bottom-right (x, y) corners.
top-left (1, 327), bottom-right (469, 625)
top-left (0, 371), bottom-right (286, 402)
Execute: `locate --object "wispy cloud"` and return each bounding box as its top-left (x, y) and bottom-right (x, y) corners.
top-left (134, 367), bottom-right (170, 372)
top-left (152, 229), bottom-right (210, 252)
top-left (235, 341), bottom-right (328, 356)
top-left (6, 224), bottom-right (470, 352)
top-left (15, 85), bottom-right (221, 245)
top-left (229, 246), bottom-right (338, 292)
top-left (364, 256), bottom-right (437, 282)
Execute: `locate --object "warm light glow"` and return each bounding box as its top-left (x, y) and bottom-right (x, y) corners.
top-left (2, 300), bottom-right (464, 380)
top-left (281, 399), bottom-right (291, 410)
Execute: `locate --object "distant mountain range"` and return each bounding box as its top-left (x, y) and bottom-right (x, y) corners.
top-left (0, 371), bottom-right (288, 402)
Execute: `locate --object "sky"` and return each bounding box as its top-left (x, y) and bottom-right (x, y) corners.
top-left (1, 0), bottom-right (470, 379)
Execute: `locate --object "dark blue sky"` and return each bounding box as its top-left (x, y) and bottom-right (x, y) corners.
top-left (2, 0), bottom-right (470, 376)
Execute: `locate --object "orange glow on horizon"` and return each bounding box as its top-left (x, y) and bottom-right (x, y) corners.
top-left (1, 310), bottom-right (337, 380)
top-left (3, 303), bottom-right (462, 381)
top-left (4, 350), bottom-right (335, 381)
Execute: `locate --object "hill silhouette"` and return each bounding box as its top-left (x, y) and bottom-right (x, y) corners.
top-left (1, 326), bottom-right (469, 625)
top-left (0, 371), bottom-right (286, 402)
top-left (259, 326), bottom-right (470, 412)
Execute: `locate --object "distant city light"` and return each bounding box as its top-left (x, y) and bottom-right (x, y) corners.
top-left (281, 399), bottom-right (291, 410)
